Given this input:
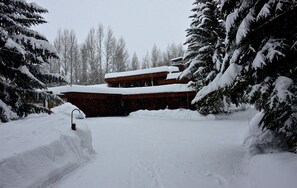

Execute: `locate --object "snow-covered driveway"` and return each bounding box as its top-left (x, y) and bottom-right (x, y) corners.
top-left (53, 113), bottom-right (250, 188)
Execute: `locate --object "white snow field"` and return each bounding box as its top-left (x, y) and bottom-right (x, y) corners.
top-left (52, 112), bottom-right (251, 188)
top-left (1, 105), bottom-right (297, 188)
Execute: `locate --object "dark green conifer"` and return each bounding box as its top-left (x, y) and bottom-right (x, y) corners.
top-left (0, 0), bottom-right (65, 122)
top-left (197, 0), bottom-right (297, 151)
top-left (182, 0), bottom-right (226, 114)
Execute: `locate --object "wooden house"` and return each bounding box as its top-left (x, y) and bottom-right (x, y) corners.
top-left (52, 64), bottom-right (196, 117)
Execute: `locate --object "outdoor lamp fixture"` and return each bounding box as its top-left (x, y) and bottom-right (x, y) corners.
top-left (71, 108), bottom-right (81, 131)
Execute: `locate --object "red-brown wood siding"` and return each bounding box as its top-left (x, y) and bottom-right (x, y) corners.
top-left (105, 72), bottom-right (170, 87)
top-left (61, 91), bottom-right (196, 117)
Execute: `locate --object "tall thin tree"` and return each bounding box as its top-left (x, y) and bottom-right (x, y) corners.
top-left (104, 28), bottom-right (116, 73)
top-left (131, 52), bottom-right (140, 70)
top-left (96, 24), bottom-right (105, 83)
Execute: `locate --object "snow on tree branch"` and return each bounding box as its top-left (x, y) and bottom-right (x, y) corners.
top-left (270, 76), bottom-right (293, 108)
top-left (236, 9), bottom-right (255, 44)
top-left (193, 63), bottom-right (242, 104)
top-left (252, 39), bottom-right (287, 69)
top-left (256, 3), bottom-right (272, 21)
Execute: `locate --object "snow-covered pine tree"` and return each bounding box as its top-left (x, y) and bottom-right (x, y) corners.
top-left (181, 0), bottom-right (226, 114)
top-left (196, 0), bottom-right (297, 151)
top-left (0, 0), bottom-right (65, 122)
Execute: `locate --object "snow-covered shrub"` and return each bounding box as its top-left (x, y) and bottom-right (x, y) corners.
top-left (243, 112), bottom-right (288, 156)
top-left (248, 130), bottom-right (288, 156)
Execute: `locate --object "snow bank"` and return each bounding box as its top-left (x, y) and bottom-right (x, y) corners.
top-left (51, 102), bottom-right (86, 119)
top-left (249, 152), bottom-right (297, 188)
top-left (0, 103), bottom-right (94, 188)
top-left (129, 107), bottom-right (258, 121)
top-left (242, 111), bottom-right (296, 188)
top-left (129, 109), bottom-right (215, 120)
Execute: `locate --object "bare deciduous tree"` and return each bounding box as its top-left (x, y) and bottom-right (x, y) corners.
top-left (52, 29), bottom-right (79, 85)
top-left (68, 30), bottom-right (79, 85)
top-left (151, 44), bottom-right (162, 67)
top-left (141, 52), bottom-right (151, 69)
top-left (161, 43), bottom-right (184, 66)
top-left (49, 24), bottom-right (185, 86)
top-left (85, 28), bottom-right (99, 84)
top-left (104, 28), bottom-right (116, 73)
top-left (96, 24), bottom-right (105, 83)
top-left (113, 37), bottom-right (129, 72)
top-left (80, 43), bottom-right (88, 84)
top-left (51, 30), bottom-right (62, 74)
top-left (131, 52), bottom-right (139, 70)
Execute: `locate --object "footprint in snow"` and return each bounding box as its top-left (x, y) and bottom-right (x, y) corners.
top-left (205, 171), bottom-right (228, 186)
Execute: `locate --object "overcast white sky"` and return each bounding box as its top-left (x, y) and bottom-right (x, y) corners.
top-left (30, 0), bottom-right (193, 57)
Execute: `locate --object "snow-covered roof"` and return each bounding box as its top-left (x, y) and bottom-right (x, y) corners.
top-left (49, 84), bottom-right (194, 95)
top-left (171, 57), bottom-right (183, 62)
top-left (105, 66), bottom-right (179, 79)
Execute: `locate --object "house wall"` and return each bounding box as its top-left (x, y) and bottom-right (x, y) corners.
top-left (63, 92), bottom-right (123, 117)
top-left (122, 92), bottom-right (196, 116)
top-left (62, 91), bottom-right (196, 117)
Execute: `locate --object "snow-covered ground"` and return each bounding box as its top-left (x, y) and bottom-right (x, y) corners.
top-left (1, 105), bottom-right (297, 188)
top-left (52, 112), bottom-right (250, 188)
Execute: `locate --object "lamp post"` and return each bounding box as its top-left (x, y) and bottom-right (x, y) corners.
top-left (71, 108), bottom-right (81, 131)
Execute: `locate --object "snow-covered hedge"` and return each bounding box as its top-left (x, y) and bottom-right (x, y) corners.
top-left (0, 103), bottom-right (94, 188)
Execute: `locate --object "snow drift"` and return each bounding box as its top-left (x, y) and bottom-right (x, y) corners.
top-left (249, 152), bottom-right (297, 188)
top-left (0, 103), bottom-right (94, 188)
top-left (129, 108), bottom-right (215, 120)
top-left (242, 111), bottom-right (297, 188)
top-left (129, 106), bottom-right (257, 121)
